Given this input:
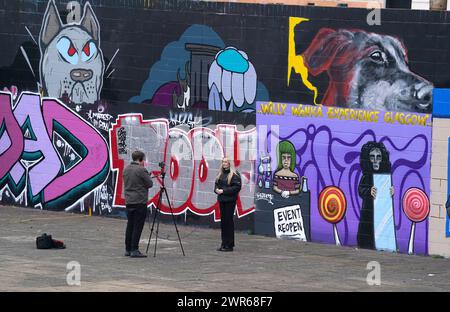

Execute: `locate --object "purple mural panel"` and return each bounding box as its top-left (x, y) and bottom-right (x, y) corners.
top-left (255, 102), bottom-right (431, 255)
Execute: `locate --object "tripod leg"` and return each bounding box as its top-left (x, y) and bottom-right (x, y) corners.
top-left (163, 187), bottom-right (185, 256)
top-left (154, 200), bottom-right (161, 257)
top-left (146, 191), bottom-right (162, 254)
top-left (154, 187), bottom-right (165, 257)
top-left (145, 207), bottom-right (158, 254)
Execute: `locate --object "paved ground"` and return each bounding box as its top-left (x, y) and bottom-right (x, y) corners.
top-left (1, 205), bottom-right (450, 292)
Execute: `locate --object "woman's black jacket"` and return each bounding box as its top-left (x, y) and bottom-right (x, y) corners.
top-left (215, 171), bottom-right (242, 203)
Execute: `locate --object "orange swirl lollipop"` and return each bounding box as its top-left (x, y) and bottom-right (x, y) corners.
top-left (319, 186), bottom-right (347, 245)
top-left (319, 186), bottom-right (347, 224)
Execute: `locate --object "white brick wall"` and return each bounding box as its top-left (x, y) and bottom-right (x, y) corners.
top-left (429, 117), bottom-right (450, 257)
top-left (412, 0), bottom-right (450, 10)
top-left (412, 0), bottom-right (430, 9)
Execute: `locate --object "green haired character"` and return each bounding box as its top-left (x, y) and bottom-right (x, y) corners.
top-left (273, 140), bottom-right (303, 198)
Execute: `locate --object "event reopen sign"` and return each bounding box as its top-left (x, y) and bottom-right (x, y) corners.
top-left (274, 205), bottom-right (306, 241)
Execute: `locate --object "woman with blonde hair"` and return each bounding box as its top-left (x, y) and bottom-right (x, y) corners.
top-left (214, 157), bottom-right (242, 252)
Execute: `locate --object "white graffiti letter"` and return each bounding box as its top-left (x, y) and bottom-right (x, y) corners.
top-left (66, 261), bottom-right (81, 286)
top-left (366, 261), bottom-right (381, 286)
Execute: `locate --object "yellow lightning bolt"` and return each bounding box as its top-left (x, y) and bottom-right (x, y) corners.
top-left (288, 17), bottom-right (319, 105)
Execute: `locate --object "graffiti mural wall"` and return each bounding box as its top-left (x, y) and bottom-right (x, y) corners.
top-left (109, 114), bottom-right (256, 221)
top-left (3, 1), bottom-right (449, 115)
top-left (0, 0), bottom-right (261, 228)
top-left (255, 102), bottom-right (432, 255)
top-left (1, 0), bottom-right (450, 253)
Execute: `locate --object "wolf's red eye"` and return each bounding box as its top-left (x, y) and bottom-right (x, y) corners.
top-left (68, 44), bottom-right (76, 57)
top-left (83, 42), bottom-right (90, 56)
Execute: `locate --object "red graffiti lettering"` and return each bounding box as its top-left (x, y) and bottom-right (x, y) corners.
top-left (110, 114), bottom-right (256, 221)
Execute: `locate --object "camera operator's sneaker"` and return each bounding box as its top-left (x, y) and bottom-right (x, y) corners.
top-left (130, 250), bottom-right (147, 258)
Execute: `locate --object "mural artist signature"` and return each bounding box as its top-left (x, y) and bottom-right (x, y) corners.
top-left (86, 110), bottom-right (114, 131)
top-left (256, 192), bottom-right (274, 205)
top-left (169, 110), bottom-right (213, 129)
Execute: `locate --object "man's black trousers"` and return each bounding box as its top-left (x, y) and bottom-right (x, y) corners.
top-left (125, 204), bottom-right (147, 252)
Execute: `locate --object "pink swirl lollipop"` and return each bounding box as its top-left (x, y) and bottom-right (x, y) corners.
top-left (402, 188), bottom-right (429, 254)
top-left (402, 188), bottom-right (430, 222)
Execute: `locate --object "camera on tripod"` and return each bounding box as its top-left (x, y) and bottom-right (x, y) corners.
top-left (158, 162), bottom-right (166, 177)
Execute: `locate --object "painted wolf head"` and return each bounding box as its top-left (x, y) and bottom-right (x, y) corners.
top-left (39, 0), bottom-right (104, 105)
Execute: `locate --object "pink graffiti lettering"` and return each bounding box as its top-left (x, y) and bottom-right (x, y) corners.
top-left (0, 91), bottom-right (109, 208)
top-left (13, 93), bottom-right (60, 197)
top-left (42, 98), bottom-right (109, 203)
top-left (0, 92), bottom-right (23, 178)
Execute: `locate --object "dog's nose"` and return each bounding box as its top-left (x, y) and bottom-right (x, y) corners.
top-left (70, 69), bottom-right (93, 82)
top-left (413, 82), bottom-right (433, 109)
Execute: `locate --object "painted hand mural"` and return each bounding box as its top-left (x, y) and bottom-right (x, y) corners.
top-left (208, 47), bottom-right (257, 112)
top-left (129, 26), bottom-right (269, 112)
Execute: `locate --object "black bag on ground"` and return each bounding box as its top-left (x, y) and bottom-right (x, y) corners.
top-left (36, 233), bottom-right (66, 249)
top-left (36, 233), bottom-right (53, 249)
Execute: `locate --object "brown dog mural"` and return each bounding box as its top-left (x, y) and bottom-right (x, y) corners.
top-left (302, 28), bottom-right (433, 113)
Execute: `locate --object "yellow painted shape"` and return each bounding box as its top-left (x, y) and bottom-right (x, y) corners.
top-left (288, 17), bottom-right (319, 105)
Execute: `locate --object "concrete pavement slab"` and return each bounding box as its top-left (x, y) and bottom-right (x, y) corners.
top-left (1, 205), bottom-right (450, 291)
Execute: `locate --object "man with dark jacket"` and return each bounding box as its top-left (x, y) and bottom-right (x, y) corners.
top-left (123, 151), bottom-right (153, 258)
